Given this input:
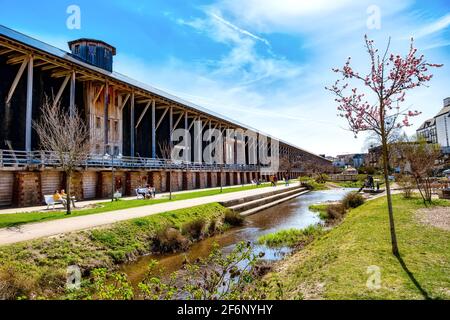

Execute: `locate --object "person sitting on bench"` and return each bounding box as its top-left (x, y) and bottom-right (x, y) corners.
top-left (61, 189), bottom-right (76, 208)
top-left (148, 185), bottom-right (156, 198)
top-left (53, 190), bottom-right (66, 207)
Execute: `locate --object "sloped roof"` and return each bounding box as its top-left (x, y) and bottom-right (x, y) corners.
top-left (0, 24), bottom-right (330, 162)
top-left (417, 118), bottom-right (436, 130)
top-left (436, 105), bottom-right (450, 118)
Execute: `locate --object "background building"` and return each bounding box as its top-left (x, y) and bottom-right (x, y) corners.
top-left (417, 97), bottom-right (450, 152)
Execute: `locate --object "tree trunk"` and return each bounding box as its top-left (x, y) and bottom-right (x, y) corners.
top-left (381, 131), bottom-right (399, 257)
top-left (66, 172), bottom-right (72, 215)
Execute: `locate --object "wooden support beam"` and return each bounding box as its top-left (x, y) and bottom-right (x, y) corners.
top-left (118, 93), bottom-right (130, 111)
top-left (104, 80), bottom-right (109, 146)
top-left (188, 116), bottom-right (198, 131)
top-left (151, 100), bottom-right (156, 158)
top-left (172, 112), bottom-right (184, 133)
top-left (93, 85), bottom-right (104, 104)
top-left (6, 55), bottom-right (27, 65)
top-left (136, 99), bottom-right (152, 104)
top-left (184, 111), bottom-right (189, 161)
top-left (33, 61), bottom-right (50, 68)
top-left (25, 56), bottom-right (33, 152)
top-left (0, 48), bottom-right (13, 55)
top-left (135, 100), bottom-right (152, 129)
top-left (169, 106), bottom-right (173, 149)
top-left (5, 57), bottom-right (28, 105)
top-left (51, 70), bottom-right (71, 78)
top-left (41, 64), bottom-right (60, 71)
top-left (69, 71), bottom-right (76, 116)
top-left (155, 107), bottom-right (169, 131)
top-left (130, 91), bottom-right (135, 157)
top-left (52, 74), bottom-right (70, 108)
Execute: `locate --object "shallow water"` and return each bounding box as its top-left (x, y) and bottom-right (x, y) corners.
top-left (121, 188), bottom-right (354, 285)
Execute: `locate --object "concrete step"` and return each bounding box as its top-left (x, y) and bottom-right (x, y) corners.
top-left (240, 190), bottom-right (310, 217)
top-left (220, 184), bottom-right (304, 208)
top-left (228, 187), bottom-right (308, 212)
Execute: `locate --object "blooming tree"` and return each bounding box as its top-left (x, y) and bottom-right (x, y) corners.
top-left (327, 36), bottom-right (442, 256)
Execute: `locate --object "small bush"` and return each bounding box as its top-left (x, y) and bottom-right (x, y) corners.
top-left (341, 192), bottom-right (365, 209)
top-left (397, 175), bottom-right (414, 199)
top-left (224, 211), bottom-right (244, 226)
top-left (181, 218), bottom-right (206, 240)
top-left (326, 203), bottom-right (346, 220)
top-left (207, 219), bottom-right (219, 235)
top-left (152, 226), bottom-right (189, 253)
top-left (0, 266), bottom-right (34, 300)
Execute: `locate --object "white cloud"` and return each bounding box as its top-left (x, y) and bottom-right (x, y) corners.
top-left (414, 13), bottom-right (450, 39)
top-left (176, 7), bottom-right (304, 86)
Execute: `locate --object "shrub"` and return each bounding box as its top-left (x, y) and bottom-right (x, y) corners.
top-left (300, 179), bottom-right (328, 191)
top-left (396, 175), bottom-right (414, 199)
top-left (152, 226), bottom-right (189, 253)
top-left (224, 211), bottom-right (244, 226)
top-left (341, 192), bottom-right (365, 209)
top-left (181, 218), bottom-right (206, 240)
top-left (0, 266), bottom-right (34, 300)
top-left (326, 203), bottom-right (346, 220)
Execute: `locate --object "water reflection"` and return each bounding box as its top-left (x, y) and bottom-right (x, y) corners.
top-left (121, 188), bottom-right (353, 286)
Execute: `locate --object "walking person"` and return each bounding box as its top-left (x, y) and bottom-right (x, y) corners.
top-left (269, 175), bottom-right (275, 187)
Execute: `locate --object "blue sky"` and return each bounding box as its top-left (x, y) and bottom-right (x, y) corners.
top-left (0, 0), bottom-right (449, 156)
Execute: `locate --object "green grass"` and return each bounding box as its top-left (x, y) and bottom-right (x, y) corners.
top-left (308, 203), bottom-right (329, 220)
top-left (298, 178), bottom-right (329, 191)
top-left (0, 183), bottom-right (273, 229)
top-left (257, 225), bottom-right (324, 248)
top-left (332, 181), bottom-right (364, 188)
top-left (267, 195), bottom-right (450, 299)
top-left (0, 202), bottom-right (231, 299)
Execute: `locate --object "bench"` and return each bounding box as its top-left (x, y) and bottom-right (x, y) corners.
top-left (44, 195), bottom-right (65, 210)
top-left (136, 188), bottom-right (156, 200)
top-left (113, 192), bottom-right (122, 201)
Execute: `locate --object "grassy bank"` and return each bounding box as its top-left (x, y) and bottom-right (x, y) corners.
top-left (267, 195), bottom-right (450, 299)
top-left (257, 226), bottom-right (324, 248)
top-left (0, 183), bottom-right (271, 229)
top-left (0, 203), bottom-right (233, 299)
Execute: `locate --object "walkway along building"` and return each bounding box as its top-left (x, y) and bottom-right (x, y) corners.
top-left (0, 25), bottom-right (330, 207)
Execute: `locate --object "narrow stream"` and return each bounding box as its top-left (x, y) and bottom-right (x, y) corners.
top-left (121, 188), bottom-right (354, 286)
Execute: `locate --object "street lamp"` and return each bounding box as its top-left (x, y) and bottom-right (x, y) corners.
top-left (104, 151), bottom-right (122, 202)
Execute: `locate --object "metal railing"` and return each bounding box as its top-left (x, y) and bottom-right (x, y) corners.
top-left (0, 149), bottom-right (263, 172)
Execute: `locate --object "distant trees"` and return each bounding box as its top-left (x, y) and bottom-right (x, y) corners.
top-left (393, 136), bottom-right (441, 206)
top-left (327, 35), bottom-right (442, 256)
top-left (303, 161), bottom-right (332, 183)
top-left (33, 97), bottom-right (90, 214)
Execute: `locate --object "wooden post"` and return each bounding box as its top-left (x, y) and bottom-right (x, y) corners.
top-left (184, 111), bottom-right (188, 161)
top-left (25, 55), bottom-right (33, 152)
top-left (169, 106), bottom-right (173, 150)
top-left (104, 80), bottom-right (109, 147)
top-left (130, 91), bottom-right (135, 157)
top-left (151, 100), bottom-right (156, 158)
top-left (69, 71), bottom-right (76, 117)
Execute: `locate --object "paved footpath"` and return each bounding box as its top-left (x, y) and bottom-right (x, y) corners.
top-left (0, 183), bottom-right (259, 215)
top-left (0, 184), bottom-right (299, 246)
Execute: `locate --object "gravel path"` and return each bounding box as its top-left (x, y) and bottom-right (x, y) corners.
top-left (416, 206), bottom-right (450, 231)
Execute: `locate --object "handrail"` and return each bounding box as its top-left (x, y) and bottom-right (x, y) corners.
top-left (0, 149), bottom-right (270, 171)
